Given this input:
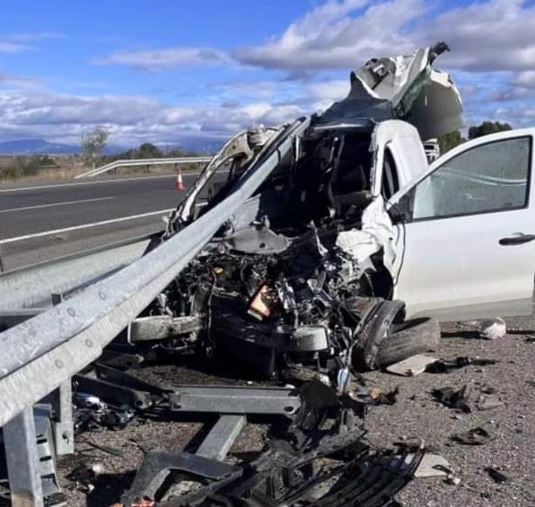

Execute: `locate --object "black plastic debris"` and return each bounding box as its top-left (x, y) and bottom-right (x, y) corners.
top-left (73, 363), bottom-right (171, 432)
top-left (67, 462), bottom-right (106, 494)
top-left (154, 435), bottom-right (424, 507)
top-left (426, 357), bottom-right (496, 374)
top-left (74, 398), bottom-right (135, 432)
top-left (117, 377), bottom-right (420, 506)
top-left (486, 467), bottom-right (509, 484)
top-left (432, 384), bottom-right (472, 413)
top-left (452, 426), bottom-right (495, 445)
top-left (121, 451), bottom-right (240, 506)
top-left (300, 378), bottom-right (340, 410)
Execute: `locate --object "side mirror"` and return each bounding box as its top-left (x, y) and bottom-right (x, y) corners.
top-left (388, 192), bottom-right (414, 224)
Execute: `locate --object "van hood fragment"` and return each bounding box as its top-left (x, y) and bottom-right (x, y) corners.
top-left (316, 42), bottom-right (464, 139)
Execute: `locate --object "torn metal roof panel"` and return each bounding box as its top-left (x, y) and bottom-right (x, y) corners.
top-left (316, 42), bottom-right (464, 139)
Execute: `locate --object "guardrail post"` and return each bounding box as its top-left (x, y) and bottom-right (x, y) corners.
top-left (48, 293), bottom-right (74, 455)
top-left (3, 408), bottom-right (44, 506)
top-left (50, 381), bottom-right (74, 455)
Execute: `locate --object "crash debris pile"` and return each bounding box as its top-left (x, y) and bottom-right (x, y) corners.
top-left (56, 339), bottom-right (511, 506)
top-left (69, 363), bottom-right (426, 507)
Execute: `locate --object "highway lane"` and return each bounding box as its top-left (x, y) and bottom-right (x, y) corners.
top-left (0, 174), bottom-right (189, 239)
top-left (0, 172), bottom-right (216, 270)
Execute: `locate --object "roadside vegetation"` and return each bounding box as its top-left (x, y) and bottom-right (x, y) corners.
top-left (438, 120), bottom-right (512, 153)
top-left (0, 124), bottom-right (203, 183)
top-left (0, 154), bottom-right (85, 182)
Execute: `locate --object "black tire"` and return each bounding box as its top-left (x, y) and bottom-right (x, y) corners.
top-left (375, 317), bottom-right (441, 368)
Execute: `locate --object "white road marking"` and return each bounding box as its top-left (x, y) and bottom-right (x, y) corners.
top-left (0, 174), bottom-right (177, 193)
top-left (0, 208), bottom-right (174, 244)
top-left (0, 196), bottom-right (114, 214)
top-left (0, 169), bottom-right (229, 193)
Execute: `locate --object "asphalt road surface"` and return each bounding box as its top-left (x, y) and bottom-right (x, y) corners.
top-left (0, 172), bottom-right (211, 270)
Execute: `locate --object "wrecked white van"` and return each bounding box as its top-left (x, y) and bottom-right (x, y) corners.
top-left (138, 43), bottom-right (532, 388)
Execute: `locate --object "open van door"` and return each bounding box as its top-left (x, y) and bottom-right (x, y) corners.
top-left (390, 129), bottom-right (535, 321)
top-left (370, 120), bottom-right (429, 198)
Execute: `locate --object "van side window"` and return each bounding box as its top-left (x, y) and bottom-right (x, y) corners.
top-left (382, 147), bottom-right (400, 199)
top-left (412, 136), bottom-right (531, 220)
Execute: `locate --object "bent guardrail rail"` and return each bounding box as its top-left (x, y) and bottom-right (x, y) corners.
top-left (75, 156), bottom-right (213, 179)
top-left (0, 118), bottom-right (308, 428)
top-left (0, 234), bottom-right (154, 311)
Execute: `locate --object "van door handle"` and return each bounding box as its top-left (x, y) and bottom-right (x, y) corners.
top-left (499, 234), bottom-right (535, 246)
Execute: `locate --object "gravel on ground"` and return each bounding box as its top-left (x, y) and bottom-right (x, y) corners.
top-left (42, 316), bottom-right (535, 507)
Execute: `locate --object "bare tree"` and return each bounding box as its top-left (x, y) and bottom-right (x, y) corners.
top-left (81, 126), bottom-right (110, 168)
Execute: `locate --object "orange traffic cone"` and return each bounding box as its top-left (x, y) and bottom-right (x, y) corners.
top-left (175, 165), bottom-right (185, 192)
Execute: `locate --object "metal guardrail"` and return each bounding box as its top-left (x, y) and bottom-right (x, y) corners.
top-left (0, 118), bottom-right (308, 428)
top-left (75, 156), bottom-right (213, 179)
top-left (0, 234), bottom-right (153, 311)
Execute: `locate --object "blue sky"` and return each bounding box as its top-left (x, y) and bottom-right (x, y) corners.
top-left (1, 0), bottom-right (534, 149)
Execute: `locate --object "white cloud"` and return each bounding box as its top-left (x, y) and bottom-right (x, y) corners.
top-left (0, 32), bottom-right (65, 53)
top-left (0, 41), bottom-right (30, 54)
top-left (211, 81), bottom-right (280, 100)
top-left (6, 32), bottom-right (65, 43)
top-left (428, 0), bottom-right (535, 73)
top-left (229, 0), bottom-right (535, 77)
top-left (0, 72), bottom-right (39, 87)
top-left (94, 47), bottom-right (230, 70)
top-left (93, 0), bottom-right (535, 80)
top-left (233, 0), bottom-right (425, 71)
top-left (305, 80), bottom-right (350, 110)
top-left (0, 88), bottom-right (308, 148)
top-left (94, 0), bottom-right (424, 73)
top-left (513, 71), bottom-right (535, 90)
top-left (1, 93), bottom-right (162, 126)
top-left (210, 78), bottom-right (350, 113)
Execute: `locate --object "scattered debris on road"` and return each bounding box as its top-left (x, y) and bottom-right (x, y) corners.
top-left (386, 354), bottom-right (437, 376)
top-left (479, 318), bottom-right (507, 340)
top-left (451, 426), bottom-right (495, 446)
top-left (413, 453), bottom-right (453, 479)
top-left (425, 356), bottom-right (497, 374)
top-left (432, 384), bottom-right (473, 413)
top-left (485, 467), bottom-right (510, 484)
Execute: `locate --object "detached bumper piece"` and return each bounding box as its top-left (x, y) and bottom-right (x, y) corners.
top-left (134, 436), bottom-right (423, 506)
top-left (121, 451), bottom-right (240, 506)
top-left (117, 379), bottom-right (420, 507)
top-left (200, 439), bottom-right (423, 507)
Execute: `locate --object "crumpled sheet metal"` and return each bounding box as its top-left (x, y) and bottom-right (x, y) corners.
top-left (318, 43), bottom-right (464, 140)
top-left (335, 196), bottom-right (397, 277)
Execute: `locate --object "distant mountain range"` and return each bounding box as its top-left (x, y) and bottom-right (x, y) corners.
top-left (0, 138), bottom-right (220, 155)
top-left (0, 139), bottom-right (123, 155)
